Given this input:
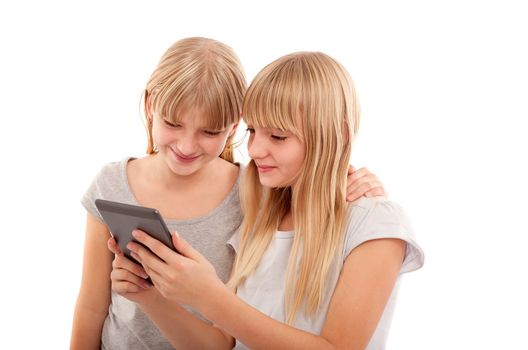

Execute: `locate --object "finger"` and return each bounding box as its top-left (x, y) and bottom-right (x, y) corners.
top-left (171, 231), bottom-right (204, 263)
top-left (347, 182), bottom-right (377, 202)
top-left (130, 251), bottom-right (142, 264)
top-left (365, 187), bottom-right (387, 198)
top-left (347, 171), bottom-right (380, 190)
top-left (113, 253), bottom-right (149, 279)
top-left (348, 167), bottom-right (370, 182)
top-left (111, 268), bottom-right (152, 290)
top-left (347, 175), bottom-right (375, 194)
top-left (364, 179), bottom-right (384, 195)
top-left (140, 263), bottom-right (164, 289)
top-left (107, 237), bottom-right (122, 255)
top-left (113, 280), bottom-right (146, 294)
top-left (131, 229), bottom-right (176, 263)
top-left (347, 164), bottom-right (356, 175)
top-left (127, 239), bottom-right (168, 277)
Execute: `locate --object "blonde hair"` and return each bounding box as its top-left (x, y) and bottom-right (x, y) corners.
top-left (228, 52), bottom-right (360, 324)
top-left (143, 37), bottom-right (247, 162)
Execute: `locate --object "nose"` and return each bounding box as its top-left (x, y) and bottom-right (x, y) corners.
top-left (248, 133), bottom-right (267, 160)
top-left (177, 131), bottom-right (198, 155)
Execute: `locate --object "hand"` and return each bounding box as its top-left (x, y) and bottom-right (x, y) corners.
top-left (346, 165), bottom-right (387, 202)
top-left (127, 229), bottom-right (226, 310)
top-left (107, 237), bottom-right (158, 304)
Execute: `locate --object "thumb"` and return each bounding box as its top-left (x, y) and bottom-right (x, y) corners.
top-left (172, 231), bottom-right (204, 262)
top-left (107, 236), bottom-right (122, 255)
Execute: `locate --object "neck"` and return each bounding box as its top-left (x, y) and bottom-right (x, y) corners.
top-left (278, 210), bottom-right (294, 231)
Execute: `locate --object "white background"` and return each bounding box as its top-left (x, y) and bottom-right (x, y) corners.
top-left (1, 0), bottom-right (527, 348)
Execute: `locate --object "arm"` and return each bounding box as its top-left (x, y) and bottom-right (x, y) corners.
top-left (70, 213), bottom-right (113, 350)
top-left (130, 231), bottom-right (405, 350)
top-left (139, 296), bottom-right (234, 350)
top-left (107, 238), bottom-right (234, 350)
top-left (321, 238), bottom-right (405, 349)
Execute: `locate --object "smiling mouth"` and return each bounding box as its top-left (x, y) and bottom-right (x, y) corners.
top-left (171, 149), bottom-right (201, 163)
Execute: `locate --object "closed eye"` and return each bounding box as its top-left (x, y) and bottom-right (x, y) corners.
top-left (204, 130), bottom-right (222, 136)
top-left (163, 119), bottom-right (180, 128)
top-left (271, 135), bottom-right (287, 141)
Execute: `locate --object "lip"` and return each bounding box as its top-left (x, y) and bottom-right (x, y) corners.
top-left (256, 164), bottom-right (276, 173)
top-left (171, 148), bottom-right (201, 163)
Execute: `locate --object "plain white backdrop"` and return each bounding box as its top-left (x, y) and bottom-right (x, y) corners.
top-left (1, 0), bottom-right (527, 348)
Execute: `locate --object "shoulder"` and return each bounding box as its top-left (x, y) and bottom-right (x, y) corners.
top-left (217, 157), bottom-right (241, 179)
top-left (346, 197), bottom-right (407, 233)
top-left (95, 157), bottom-right (133, 179)
top-left (81, 157), bottom-right (135, 221)
top-left (212, 157), bottom-right (242, 196)
top-left (343, 197), bottom-right (424, 274)
top-left (90, 158), bottom-right (132, 191)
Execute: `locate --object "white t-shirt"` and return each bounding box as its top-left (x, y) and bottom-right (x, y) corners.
top-left (228, 197), bottom-right (425, 350)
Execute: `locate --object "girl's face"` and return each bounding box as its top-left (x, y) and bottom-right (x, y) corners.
top-left (247, 126), bottom-right (305, 188)
top-left (151, 107), bottom-right (236, 176)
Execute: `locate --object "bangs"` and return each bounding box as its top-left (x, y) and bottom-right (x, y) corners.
top-left (147, 38), bottom-right (246, 131)
top-left (154, 73), bottom-right (239, 130)
top-left (243, 57), bottom-right (305, 137)
top-left (243, 52), bottom-right (360, 143)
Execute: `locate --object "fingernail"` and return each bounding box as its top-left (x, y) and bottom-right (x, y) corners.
top-left (132, 230), bottom-right (139, 238)
top-left (131, 251), bottom-right (140, 260)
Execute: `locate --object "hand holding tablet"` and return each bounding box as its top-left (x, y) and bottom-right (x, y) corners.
top-left (94, 199), bottom-right (178, 265)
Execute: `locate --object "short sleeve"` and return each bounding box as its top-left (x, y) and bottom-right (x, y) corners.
top-left (343, 197), bottom-right (424, 274)
top-left (81, 169), bottom-right (106, 222)
top-left (80, 159), bottom-right (132, 223)
top-left (227, 229), bottom-right (241, 254)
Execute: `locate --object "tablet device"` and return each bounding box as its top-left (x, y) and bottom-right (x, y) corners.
top-left (94, 199), bottom-right (178, 266)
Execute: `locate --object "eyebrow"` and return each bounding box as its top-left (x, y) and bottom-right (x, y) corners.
top-left (268, 127), bottom-right (291, 134)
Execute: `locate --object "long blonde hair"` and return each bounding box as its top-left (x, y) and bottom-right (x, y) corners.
top-left (143, 37), bottom-right (246, 162)
top-left (228, 52), bottom-right (360, 324)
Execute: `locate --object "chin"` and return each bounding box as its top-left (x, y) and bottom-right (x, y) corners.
top-left (258, 176), bottom-right (289, 189)
top-left (167, 161), bottom-right (202, 177)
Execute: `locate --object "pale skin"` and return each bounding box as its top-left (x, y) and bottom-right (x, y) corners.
top-left (70, 107), bottom-right (239, 349)
top-left (70, 106), bottom-right (384, 349)
top-left (107, 126), bottom-right (400, 350)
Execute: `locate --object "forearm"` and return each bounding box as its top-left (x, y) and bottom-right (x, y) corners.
top-left (70, 302), bottom-right (107, 350)
top-left (140, 297), bottom-right (233, 350)
top-left (202, 287), bottom-right (334, 350)
top-left (71, 213), bottom-right (113, 349)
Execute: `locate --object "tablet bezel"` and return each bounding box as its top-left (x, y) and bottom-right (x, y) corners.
top-left (94, 199), bottom-right (177, 264)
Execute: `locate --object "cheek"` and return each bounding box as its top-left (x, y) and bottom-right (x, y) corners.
top-left (284, 147), bottom-right (305, 174)
top-left (151, 124), bottom-right (172, 145)
top-left (286, 156), bottom-right (303, 173)
top-left (203, 135), bottom-right (230, 154)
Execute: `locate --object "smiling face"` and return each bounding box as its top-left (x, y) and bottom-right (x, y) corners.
top-left (247, 126), bottom-right (305, 188)
top-left (151, 107), bottom-right (236, 177)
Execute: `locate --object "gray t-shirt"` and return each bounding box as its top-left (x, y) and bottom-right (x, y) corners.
top-left (81, 157), bottom-right (243, 350)
top-left (228, 196), bottom-right (425, 350)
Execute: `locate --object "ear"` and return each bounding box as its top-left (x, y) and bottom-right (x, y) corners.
top-left (145, 91), bottom-right (154, 123)
top-left (228, 121), bottom-right (240, 138)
